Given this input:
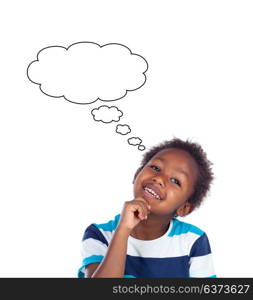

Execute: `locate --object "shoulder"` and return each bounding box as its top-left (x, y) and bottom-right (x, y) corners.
top-left (93, 214), bottom-right (121, 232)
top-left (168, 218), bottom-right (212, 256)
top-left (168, 218), bottom-right (205, 237)
top-left (82, 214), bottom-right (121, 244)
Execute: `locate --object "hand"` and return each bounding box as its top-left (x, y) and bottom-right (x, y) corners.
top-left (118, 197), bottom-right (151, 232)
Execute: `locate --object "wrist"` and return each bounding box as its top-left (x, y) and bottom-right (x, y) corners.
top-left (116, 225), bottom-right (132, 236)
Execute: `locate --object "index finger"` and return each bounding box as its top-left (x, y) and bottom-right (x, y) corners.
top-left (134, 197), bottom-right (151, 210)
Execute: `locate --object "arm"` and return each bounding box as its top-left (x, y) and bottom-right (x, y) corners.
top-left (85, 263), bottom-right (100, 278)
top-left (85, 198), bottom-right (150, 278)
top-left (189, 233), bottom-right (216, 278)
top-left (90, 226), bottom-right (131, 278)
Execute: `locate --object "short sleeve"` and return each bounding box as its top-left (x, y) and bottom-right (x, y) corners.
top-left (189, 233), bottom-right (216, 278)
top-left (78, 224), bottom-right (108, 278)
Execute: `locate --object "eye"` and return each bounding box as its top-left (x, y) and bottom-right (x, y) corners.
top-left (150, 165), bottom-right (160, 172)
top-left (170, 177), bottom-right (181, 186)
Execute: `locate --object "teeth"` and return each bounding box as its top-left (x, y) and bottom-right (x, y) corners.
top-left (144, 187), bottom-right (161, 199)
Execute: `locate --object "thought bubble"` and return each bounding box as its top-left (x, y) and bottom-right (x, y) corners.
top-left (91, 105), bottom-right (123, 123)
top-left (27, 41), bottom-right (148, 150)
top-left (116, 124), bottom-right (131, 135)
top-left (27, 42), bottom-right (148, 104)
top-left (127, 137), bottom-right (145, 150)
top-left (138, 145), bottom-right (146, 151)
top-left (128, 137), bottom-right (142, 146)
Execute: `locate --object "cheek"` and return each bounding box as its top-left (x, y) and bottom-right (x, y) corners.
top-left (166, 187), bottom-right (187, 203)
top-left (169, 189), bottom-right (181, 200)
top-left (133, 174), bottom-right (143, 190)
top-left (135, 169), bottom-right (149, 182)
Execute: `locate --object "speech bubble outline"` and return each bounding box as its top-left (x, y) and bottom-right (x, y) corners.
top-left (115, 124), bottom-right (131, 135)
top-left (27, 41), bottom-right (148, 105)
top-left (27, 41), bottom-right (148, 151)
top-left (91, 105), bottom-right (123, 124)
top-left (128, 137), bottom-right (142, 146)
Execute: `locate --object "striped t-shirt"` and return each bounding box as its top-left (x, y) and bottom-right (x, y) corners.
top-left (78, 214), bottom-right (216, 278)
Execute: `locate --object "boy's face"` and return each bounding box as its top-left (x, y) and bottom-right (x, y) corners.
top-left (133, 148), bottom-right (199, 217)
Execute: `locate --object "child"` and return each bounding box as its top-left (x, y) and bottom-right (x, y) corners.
top-left (78, 138), bottom-right (216, 278)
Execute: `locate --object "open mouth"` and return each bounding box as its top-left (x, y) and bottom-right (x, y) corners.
top-left (143, 185), bottom-right (162, 200)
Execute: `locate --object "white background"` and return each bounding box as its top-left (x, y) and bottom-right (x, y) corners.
top-left (1, 0), bottom-right (253, 277)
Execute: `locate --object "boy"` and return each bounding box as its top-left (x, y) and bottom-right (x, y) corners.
top-left (78, 138), bottom-right (216, 278)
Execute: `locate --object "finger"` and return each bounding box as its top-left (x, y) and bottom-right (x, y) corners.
top-left (134, 199), bottom-right (151, 214)
top-left (135, 197), bottom-right (151, 210)
top-left (132, 201), bottom-right (149, 219)
top-left (126, 200), bottom-right (150, 219)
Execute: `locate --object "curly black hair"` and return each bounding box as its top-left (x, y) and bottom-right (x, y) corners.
top-left (133, 137), bottom-right (214, 212)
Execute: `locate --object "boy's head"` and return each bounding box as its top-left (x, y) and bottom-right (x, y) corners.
top-left (132, 138), bottom-right (214, 217)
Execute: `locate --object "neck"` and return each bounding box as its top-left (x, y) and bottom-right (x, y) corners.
top-left (130, 213), bottom-right (173, 240)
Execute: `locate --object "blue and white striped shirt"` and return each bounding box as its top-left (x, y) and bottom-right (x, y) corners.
top-left (78, 214), bottom-right (216, 278)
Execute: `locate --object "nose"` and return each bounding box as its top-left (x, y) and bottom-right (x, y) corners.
top-left (152, 175), bottom-right (165, 187)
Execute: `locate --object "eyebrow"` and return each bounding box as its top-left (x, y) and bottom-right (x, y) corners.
top-left (152, 158), bottom-right (189, 178)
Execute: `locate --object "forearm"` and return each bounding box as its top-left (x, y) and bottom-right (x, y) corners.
top-left (91, 226), bottom-right (130, 278)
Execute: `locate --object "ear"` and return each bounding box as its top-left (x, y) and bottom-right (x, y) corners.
top-left (176, 202), bottom-right (193, 217)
